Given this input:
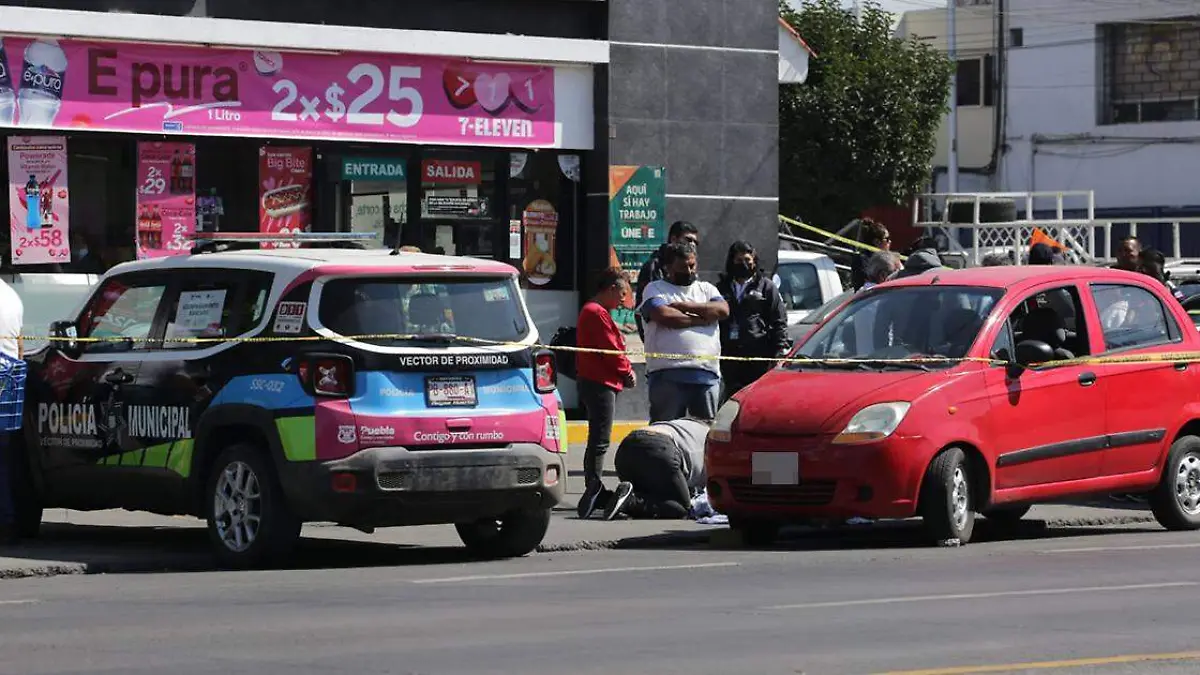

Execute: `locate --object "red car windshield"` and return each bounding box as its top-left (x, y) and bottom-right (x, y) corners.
top-left (793, 286), bottom-right (1002, 367)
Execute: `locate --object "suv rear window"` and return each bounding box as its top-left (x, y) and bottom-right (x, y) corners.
top-left (317, 276), bottom-right (529, 346)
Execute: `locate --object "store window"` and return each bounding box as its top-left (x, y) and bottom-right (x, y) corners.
top-left (343, 156), bottom-right (407, 249)
top-left (507, 151), bottom-right (579, 291)
top-left (420, 154), bottom-right (498, 257)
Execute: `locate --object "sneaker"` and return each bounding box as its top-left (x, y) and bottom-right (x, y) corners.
top-left (577, 482), bottom-right (605, 519)
top-left (604, 482), bottom-right (634, 521)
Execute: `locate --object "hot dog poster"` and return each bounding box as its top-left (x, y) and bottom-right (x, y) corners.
top-left (136, 141), bottom-right (196, 259)
top-left (259, 146), bottom-right (312, 249)
top-left (8, 136), bottom-right (69, 266)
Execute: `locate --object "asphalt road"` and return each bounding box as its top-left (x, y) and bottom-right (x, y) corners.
top-left (2, 523), bottom-right (1200, 675)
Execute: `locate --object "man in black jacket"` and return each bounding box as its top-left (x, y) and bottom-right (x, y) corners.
top-left (634, 221), bottom-right (700, 340)
top-left (716, 241), bottom-right (789, 402)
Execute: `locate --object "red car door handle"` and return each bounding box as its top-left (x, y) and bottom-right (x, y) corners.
top-left (1175, 362), bottom-right (1189, 371)
top-left (1078, 372), bottom-right (1097, 387)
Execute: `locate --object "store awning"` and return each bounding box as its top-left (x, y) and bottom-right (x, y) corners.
top-left (779, 18), bottom-right (814, 84)
top-left (0, 6), bottom-right (609, 65)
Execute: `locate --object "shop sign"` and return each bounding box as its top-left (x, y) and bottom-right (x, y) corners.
top-left (0, 37), bottom-right (556, 147)
top-left (7, 135), bottom-right (69, 265)
top-left (608, 165), bottom-right (666, 347)
top-left (521, 199), bottom-right (558, 286)
top-left (136, 141), bottom-right (196, 259)
top-left (422, 159), bottom-right (482, 185)
top-left (259, 146), bottom-right (313, 249)
top-left (341, 157), bottom-right (406, 181)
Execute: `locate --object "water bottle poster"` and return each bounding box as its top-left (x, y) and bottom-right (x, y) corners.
top-left (0, 36), bottom-right (554, 148)
top-left (136, 141), bottom-right (196, 260)
top-left (7, 135), bottom-right (68, 265)
top-left (258, 146), bottom-right (312, 249)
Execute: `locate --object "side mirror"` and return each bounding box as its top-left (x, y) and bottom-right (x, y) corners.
top-left (1014, 340), bottom-right (1054, 370)
top-left (49, 320), bottom-right (79, 355)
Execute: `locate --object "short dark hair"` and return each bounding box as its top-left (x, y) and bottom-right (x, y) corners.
top-left (662, 241), bottom-right (697, 267)
top-left (593, 266), bottom-right (629, 295)
top-left (668, 221), bottom-right (699, 240)
top-left (1028, 242), bottom-right (1055, 265)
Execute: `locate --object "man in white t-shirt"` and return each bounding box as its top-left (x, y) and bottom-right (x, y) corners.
top-left (0, 278), bottom-right (20, 543)
top-left (639, 242), bottom-right (729, 422)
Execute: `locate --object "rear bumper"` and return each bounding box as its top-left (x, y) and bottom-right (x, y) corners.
top-left (705, 434), bottom-right (931, 521)
top-left (277, 443), bottom-right (565, 528)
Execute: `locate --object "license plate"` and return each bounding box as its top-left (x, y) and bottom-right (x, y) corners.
top-left (426, 376), bottom-right (477, 408)
top-left (751, 452), bottom-right (799, 486)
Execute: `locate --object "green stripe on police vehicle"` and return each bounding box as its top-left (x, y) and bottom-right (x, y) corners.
top-left (276, 416), bottom-right (317, 462)
top-left (98, 440), bottom-right (195, 478)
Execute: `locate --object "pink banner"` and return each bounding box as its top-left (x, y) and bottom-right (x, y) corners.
top-left (7, 135), bottom-right (68, 265)
top-left (0, 36), bottom-right (555, 147)
top-left (259, 146), bottom-right (312, 249)
top-left (136, 141), bottom-right (195, 259)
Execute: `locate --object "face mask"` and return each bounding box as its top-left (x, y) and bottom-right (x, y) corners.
top-left (673, 272), bottom-right (697, 286)
top-left (732, 261), bottom-right (753, 279)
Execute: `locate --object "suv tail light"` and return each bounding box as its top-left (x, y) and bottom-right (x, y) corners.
top-left (534, 350), bottom-right (557, 393)
top-left (295, 353), bottom-right (356, 398)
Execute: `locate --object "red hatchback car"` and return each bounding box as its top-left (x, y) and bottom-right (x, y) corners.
top-left (706, 265), bottom-right (1200, 546)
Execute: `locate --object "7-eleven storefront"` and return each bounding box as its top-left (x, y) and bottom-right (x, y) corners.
top-left (0, 9), bottom-right (601, 405)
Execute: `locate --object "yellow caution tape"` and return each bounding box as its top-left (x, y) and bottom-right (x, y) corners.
top-left (20, 331), bottom-right (1200, 370)
top-left (778, 214), bottom-right (908, 260)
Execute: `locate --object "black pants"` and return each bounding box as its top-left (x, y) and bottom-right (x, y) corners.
top-left (613, 430), bottom-right (690, 519)
top-left (720, 359), bottom-right (773, 403)
top-left (578, 378), bottom-right (617, 489)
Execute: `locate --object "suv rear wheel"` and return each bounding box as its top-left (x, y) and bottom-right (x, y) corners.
top-left (205, 444), bottom-right (301, 568)
top-left (1150, 435), bottom-right (1200, 531)
top-left (456, 508), bottom-right (551, 559)
top-left (920, 447), bottom-right (976, 545)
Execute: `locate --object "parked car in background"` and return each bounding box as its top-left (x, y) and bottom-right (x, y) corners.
top-left (708, 266), bottom-right (1200, 547)
top-left (774, 251), bottom-right (844, 326)
top-left (786, 289), bottom-right (854, 347)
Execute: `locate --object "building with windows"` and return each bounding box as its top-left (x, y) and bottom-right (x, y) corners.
top-left (895, 0), bottom-right (999, 194)
top-left (0, 0), bottom-right (781, 410)
top-left (1001, 0), bottom-right (1200, 215)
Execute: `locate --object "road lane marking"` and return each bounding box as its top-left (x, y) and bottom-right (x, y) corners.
top-left (410, 562), bottom-right (740, 584)
top-left (0, 600), bottom-right (37, 606)
top-left (876, 650), bottom-right (1200, 674)
top-left (764, 581), bottom-right (1197, 610)
top-left (1043, 542), bottom-right (1200, 553)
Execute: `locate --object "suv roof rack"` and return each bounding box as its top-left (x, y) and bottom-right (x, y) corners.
top-left (188, 232), bottom-right (379, 254)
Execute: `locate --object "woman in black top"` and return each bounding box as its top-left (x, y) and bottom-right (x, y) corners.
top-left (717, 241), bottom-right (790, 402)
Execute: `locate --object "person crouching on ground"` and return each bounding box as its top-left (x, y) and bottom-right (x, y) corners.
top-left (717, 241), bottom-right (789, 403)
top-left (604, 418), bottom-right (709, 520)
top-left (575, 268), bottom-right (637, 519)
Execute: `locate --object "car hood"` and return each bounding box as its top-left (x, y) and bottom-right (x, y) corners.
top-left (734, 368), bottom-right (934, 436)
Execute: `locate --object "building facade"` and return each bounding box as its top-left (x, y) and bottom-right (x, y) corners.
top-left (1001, 0), bottom-right (1200, 214)
top-left (895, 0), bottom-right (998, 194)
top-left (0, 0), bottom-right (781, 409)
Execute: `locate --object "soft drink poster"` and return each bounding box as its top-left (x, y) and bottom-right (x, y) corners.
top-left (136, 141), bottom-right (196, 259)
top-left (7, 135), bottom-right (68, 265)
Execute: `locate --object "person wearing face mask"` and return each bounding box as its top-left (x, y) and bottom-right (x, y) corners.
top-left (639, 241), bottom-right (729, 422)
top-left (716, 241), bottom-right (789, 402)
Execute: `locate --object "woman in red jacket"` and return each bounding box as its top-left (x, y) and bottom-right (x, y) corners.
top-left (576, 267), bottom-right (637, 519)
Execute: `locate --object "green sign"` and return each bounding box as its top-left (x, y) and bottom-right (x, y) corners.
top-left (608, 165), bottom-right (667, 278)
top-left (341, 157), bottom-right (407, 181)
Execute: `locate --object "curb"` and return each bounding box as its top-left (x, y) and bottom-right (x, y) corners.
top-left (566, 421), bottom-right (643, 446)
top-left (0, 512), bottom-right (1160, 580)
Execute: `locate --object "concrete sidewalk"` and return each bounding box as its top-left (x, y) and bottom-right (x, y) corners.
top-left (0, 442), bottom-right (1162, 579)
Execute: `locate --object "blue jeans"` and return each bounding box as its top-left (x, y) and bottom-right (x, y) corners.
top-left (648, 374), bottom-right (720, 423)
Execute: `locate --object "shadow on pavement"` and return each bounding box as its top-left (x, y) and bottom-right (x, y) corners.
top-left (0, 522), bottom-right (493, 575)
top-left (609, 518), bottom-right (1164, 553)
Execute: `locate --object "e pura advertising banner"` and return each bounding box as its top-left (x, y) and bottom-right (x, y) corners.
top-left (136, 141), bottom-right (196, 259)
top-left (0, 36), bottom-right (555, 147)
top-left (7, 135), bottom-right (69, 265)
top-left (259, 146), bottom-right (313, 249)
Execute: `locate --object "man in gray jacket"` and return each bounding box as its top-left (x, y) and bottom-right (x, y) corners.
top-left (604, 418), bottom-right (709, 520)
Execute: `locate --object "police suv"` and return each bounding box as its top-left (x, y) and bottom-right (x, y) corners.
top-left (14, 235), bottom-right (567, 567)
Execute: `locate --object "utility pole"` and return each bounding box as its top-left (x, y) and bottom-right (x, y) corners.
top-left (947, 0), bottom-right (959, 193)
